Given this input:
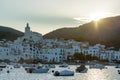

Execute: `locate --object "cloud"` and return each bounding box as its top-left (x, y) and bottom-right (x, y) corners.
top-left (16, 15), bottom-right (79, 26)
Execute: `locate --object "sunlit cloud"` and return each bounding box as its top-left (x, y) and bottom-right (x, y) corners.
top-left (88, 12), bottom-right (117, 21)
top-left (0, 0), bottom-right (120, 34)
top-left (73, 17), bottom-right (90, 24)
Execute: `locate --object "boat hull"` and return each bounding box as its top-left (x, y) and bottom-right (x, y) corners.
top-left (32, 68), bottom-right (49, 73)
top-left (54, 70), bottom-right (74, 76)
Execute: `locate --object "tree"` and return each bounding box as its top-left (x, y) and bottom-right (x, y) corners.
top-left (74, 53), bottom-right (85, 60)
top-left (86, 54), bottom-right (92, 60)
top-left (18, 58), bottom-right (24, 64)
top-left (25, 59), bottom-right (34, 64)
top-left (4, 59), bottom-right (10, 63)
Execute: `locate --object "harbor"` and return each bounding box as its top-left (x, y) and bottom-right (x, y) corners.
top-left (0, 64), bottom-right (120, 80)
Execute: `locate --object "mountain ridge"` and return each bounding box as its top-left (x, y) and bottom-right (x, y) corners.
top-left (0, 26), bottom-right (24, 41)
top-left (43, 16), bottom-right (120, 50)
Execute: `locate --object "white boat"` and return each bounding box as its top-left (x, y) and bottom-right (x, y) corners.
top-left (0, 65), bottom-right (6, 68)
top-left (44, 64), bottom-right (55, 68)
top-left (49, 64), bottom-right (55, 68)
top-left (115, 64), bottom-right (120, 68)
top-left (54, 70), bottom-right (74, 76)
top-left (22, 63), bottom-right (35, 68)
top-left (0, 62), bottom-right (7, 68)
top-left (59, 63), bottom-right (68, 67)
top-left (89, 64), bottom-right (105, 69)
top-left (14, 64), bottom-right (21, 68)
top-left (118, 70), bottom-right (120, 74)
top-left (32, 67), bottom-right (49, 73)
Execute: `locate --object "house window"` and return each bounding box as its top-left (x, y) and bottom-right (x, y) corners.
top-left (6, 53), bottom-right (8, 56)
top-left (55, 53), bottom-right (57, 55)
top-left (26, 54), bottom-right (27, 57)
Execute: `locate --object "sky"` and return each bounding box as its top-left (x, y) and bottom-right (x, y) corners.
top-left (0, 0), bottom-right (120, 35)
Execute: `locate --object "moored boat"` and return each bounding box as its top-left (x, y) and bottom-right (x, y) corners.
top-left (25, 67), bottom-right (35, 73)
top-left (49, 64), bottom-right (55, 68)
top-left (54, 70), bottom-right (74, 76)
top-left (115, 64), bottom-right (120, 68)
top-left (76, 64), bottom-right (88, 73)
top-left (0, 62), bottom-right (7, 68)
top-left (118, 70), bottom-right (120, 74)
top-left (44, 64), bottom-right (55, 68)
top-left (59, 63), bottom-right (68, 67)
top-left (89, 63), bottom-right (105, 69)
top-left (32, 67), bottom-right (49, 73)
top-left (14, 64), bottom-right (21, 68)
top-left (0, 65), bottom-right (6, 68)
top-left (25, 65), bottom-right (49, 73)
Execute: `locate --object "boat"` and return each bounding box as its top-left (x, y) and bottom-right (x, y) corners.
top-left (115, 64), bottom-right (120, 68)
top-left (54, 70), bottom-right (74, 76)
top-left (76, 64), bottom-right (88, 73)
top-left (25, 65), bottom-right (49, 73)
top-left (0, 68), bottom-right (3, 71)
top-left (0, 65), bottom-right (6, 68)
top-left (13, 64), bottom-right (21, 68)
top-left (32, 66), bottom-right (49, 73)
top-left (44, 64), bottom-right (55, 68)
top-left (49, 64), bottom-right (55, 68)
top-left (118, 70), bottom-right (120, 74)
top-left (89, 64), bottom-right (105, 69)
top-left (25, 67), bottom-right (35, 73)
top-left (59, 63), bottom-right (68, 67)
top-left (0, 62), bottom-right (7, 68)
top-left (22, 63), bottom-right (35, 68)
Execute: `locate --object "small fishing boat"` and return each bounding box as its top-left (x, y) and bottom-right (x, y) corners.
top-left (89, 64), bottom-right (105, 69)
top-left (44, 64), bottom-right (55, 68)
top-left (54, 70), bottom-right (74, 76)
top-left (13, 64), bottom-right (21, 68)
top-left (25, 67), bottom-right (35, 73)
top-left (0, 62), bottom-right (7, 68)
top-left (25, 65), bottom-right (49, 73)
top-left (49, 64), bottom-right (55, 68)
top-left (32, 67), bottom-right (49, 73)
top-left (59, 63), bottom-right (68, 67)
top-left (118, 70), bottom-right (120, 74)
top-left (76, 64), bottom-right (88, 73)
top-left (115, 64), bottom-right (120, 68)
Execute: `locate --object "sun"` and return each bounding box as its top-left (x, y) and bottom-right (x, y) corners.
top-left (88, 12), bottom-right (108, 21)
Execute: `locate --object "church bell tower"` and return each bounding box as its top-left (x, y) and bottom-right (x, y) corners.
top-left (25, 23), bottom-right (31, 40)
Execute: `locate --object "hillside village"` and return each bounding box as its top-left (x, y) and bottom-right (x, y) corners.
top-left (0, 23), bottom-right (120, 63)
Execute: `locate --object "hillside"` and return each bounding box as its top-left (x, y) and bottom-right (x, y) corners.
top-left (44, 16), bottom-right (120, 49)
top-left (0, 26), bottom-right (23, 41)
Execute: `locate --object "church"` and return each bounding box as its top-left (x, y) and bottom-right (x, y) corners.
top-left (14, 23), bottom-right (43, 44)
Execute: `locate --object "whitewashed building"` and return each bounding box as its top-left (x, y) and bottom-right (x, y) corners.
top-left (0, 23), bottom-right (120, 63)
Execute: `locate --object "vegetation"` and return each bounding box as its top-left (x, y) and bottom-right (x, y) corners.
top-left (99, 59), bottom-right (109, 62)
top-left (0, 26), bottom-right (23, 41)
top-left (25, 59), bottom-right (34, 64)
top-left (112, 60), bottom-right (120, 64)
top-left (3, 59), bottom-right (10, 63)
top-left (18, 58), bottom-right (24, 64)
top-left (44, 16), bottom-right (120, 50)
top-left (73, 53), bottom-right (99, 61)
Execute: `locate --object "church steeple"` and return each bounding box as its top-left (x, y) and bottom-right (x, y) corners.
top-left (25, 23), bottom-right (31, 40)
top-left (26, 23), bottom-right (29, 28)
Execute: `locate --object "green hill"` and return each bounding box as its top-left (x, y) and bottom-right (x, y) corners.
top-left (44, 16), bottom-right (120, 50)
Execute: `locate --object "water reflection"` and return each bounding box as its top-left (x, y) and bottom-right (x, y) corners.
top-left (0, 66), bottom-right (120, 80)
top-left (86, 69), bottom-right (106, 80)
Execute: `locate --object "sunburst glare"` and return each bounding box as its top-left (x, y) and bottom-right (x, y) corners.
top-left (88, 11), bottom-right (111, 21)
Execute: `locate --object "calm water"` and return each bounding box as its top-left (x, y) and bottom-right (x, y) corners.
top-left (0, 65), bottom-right (120, 80)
